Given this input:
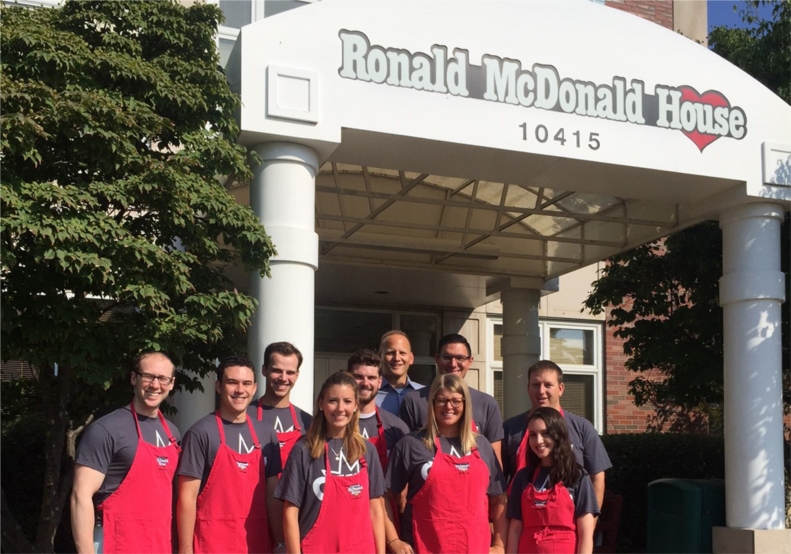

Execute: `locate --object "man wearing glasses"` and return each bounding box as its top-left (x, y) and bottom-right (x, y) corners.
top-left (399, 334), bottom-right (504, 465)
top-left (71, 351), bottom-right (181, 554)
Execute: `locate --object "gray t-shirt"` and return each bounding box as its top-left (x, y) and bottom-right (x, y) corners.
top-left (506, 466), bottom-right (600, 521)
top-left (178, 413), bottom-right (281, 492)
top-left (274, 437), bottom-right (386, 540)
top-left (399, 386), bottom-right (505, 444)
top-left (358, 408), bottom-right (410, 456)
top-left (386, 431), bottom-right (506, 545)
top-left (75, 405), bottom-right (181, 506)
top-left (502, 410), bottom-right (612, 483)
top-left (247, 401), bottom-right (313, 436)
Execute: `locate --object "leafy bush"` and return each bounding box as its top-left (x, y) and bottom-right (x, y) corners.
top-left (601, 433), bottom-right (725, 552)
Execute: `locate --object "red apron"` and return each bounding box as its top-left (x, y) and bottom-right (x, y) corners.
top-left (518, 467), bottom-right (577, 554)
top-left (301, 444), bottom-right (376, 553)
top-left (194, 413), bottom-right (271, 554)
top-left (410, 438), bottom-right (491, 554)
top-left (258, 400), bottom-right (302, 470)
top-left (367, 409), bottom-right (400, 530)
top-left (97, 404), bottom-right (180, 554)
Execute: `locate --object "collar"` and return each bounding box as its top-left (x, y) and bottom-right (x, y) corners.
top-left (380, 376), bottom-right (423, 392)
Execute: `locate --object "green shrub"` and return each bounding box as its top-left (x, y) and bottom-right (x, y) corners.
top-left (601, 433), bottom-right (725, 552)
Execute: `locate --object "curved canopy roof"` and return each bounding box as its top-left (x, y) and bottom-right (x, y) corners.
top-left (228, 0), bottom-right (791, 290)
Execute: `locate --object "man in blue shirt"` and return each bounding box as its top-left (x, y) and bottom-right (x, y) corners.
top-left (375, 330), bottom-right (425, 415)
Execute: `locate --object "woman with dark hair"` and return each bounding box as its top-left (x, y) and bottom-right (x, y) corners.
top-left (505, 407), bottom-right (599, 554)
top-left (275, 371), bottom-right (386, 553)
top-left (386, 374), bottom-right (507, 554)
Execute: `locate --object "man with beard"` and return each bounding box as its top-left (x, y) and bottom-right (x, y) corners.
top-left (376, 330), bottom-right (425, 416)
top-left (348, 349), bottom-right (410, 471)
top-left (348, 349), bottom-right (409, 553)
top-left (177, 356), bottom-right (282, 553)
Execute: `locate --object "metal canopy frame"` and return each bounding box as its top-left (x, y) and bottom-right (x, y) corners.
top-left (315, 163), bottom-right (681, 279)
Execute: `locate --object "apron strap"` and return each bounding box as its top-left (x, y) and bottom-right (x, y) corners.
top-left (129, 402), bottom-right (143, 439)
top-left (245, 414), bottom-right (261, 449)
top-left (289, 403), bottom-right (301, 432)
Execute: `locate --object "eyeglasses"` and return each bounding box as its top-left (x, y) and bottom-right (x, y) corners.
top-left (134, 371), bottom-right (174, 385)
top-left (438, 354), bottom-right (471, 363)
top-left (433, 397), bottom-right (464, 408)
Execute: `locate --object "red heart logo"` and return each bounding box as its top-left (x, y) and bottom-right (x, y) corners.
top-left (678, 86), bottom-right (729, 152)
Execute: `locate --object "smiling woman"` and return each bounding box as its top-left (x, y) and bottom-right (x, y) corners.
top-left (275, 372), bottom-right (386, 553)
top-left (385, 374), bottom-right (508, 553)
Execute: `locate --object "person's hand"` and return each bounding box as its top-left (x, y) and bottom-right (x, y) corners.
top-left (489, 544), bottom-right (505, 554)
top-left (387, 539), bottom-right (414, 554)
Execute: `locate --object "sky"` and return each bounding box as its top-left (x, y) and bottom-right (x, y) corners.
top-left (707, 0), bottom-right (776, 33)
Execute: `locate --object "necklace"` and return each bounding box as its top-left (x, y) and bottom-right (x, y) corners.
top-left (329, 442), bottom-right (343, 461)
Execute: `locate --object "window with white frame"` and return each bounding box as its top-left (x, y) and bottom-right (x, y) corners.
top-left (487, 318), bottom-right (604, 431)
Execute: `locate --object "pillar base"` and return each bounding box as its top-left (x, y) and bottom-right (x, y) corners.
top-left (713, 527), bottom-right (791, 554)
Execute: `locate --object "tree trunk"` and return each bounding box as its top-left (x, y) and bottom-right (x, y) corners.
top-left (33, 363), bottom-right (71, 553)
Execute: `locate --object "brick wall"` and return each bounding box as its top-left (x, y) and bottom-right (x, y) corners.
top-left (603, 308), bottom-right (656, 433)
top-left (599, 0), bottom-right (673, 434)
top-left (605, 0), bottom-right (674, 30)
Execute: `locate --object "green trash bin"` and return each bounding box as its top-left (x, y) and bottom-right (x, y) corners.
top-left (646, 478), bottom-right (725, 553)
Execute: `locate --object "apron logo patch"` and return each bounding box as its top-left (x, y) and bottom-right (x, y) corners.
top-left (534, 500), bottom-right (547, 508)
top-left (455, 463), bottom-right (470, 472)
top-left (237, 461), bottom-right (249, 471)
top-left (279, 441), bottom-right (286, 448)
top-left (157, 456), bottom-right (169, 467)
top-left (347, 484), bottom-right (364, 497)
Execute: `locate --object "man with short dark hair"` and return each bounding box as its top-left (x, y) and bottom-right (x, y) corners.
top-left (71, 351), bottom-right (181, 554)
top-left (376, 330), bottom-right (425, 415)
top-left (502, 360), bottom-right (611, 508)
top-left (177, 356), bottom-right (282, 553)
top-left (399, 333), bottom-right (504, 464)
top-left (249, 342), bottom-right (313, 468)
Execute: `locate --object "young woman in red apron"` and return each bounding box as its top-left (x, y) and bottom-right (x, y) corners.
top-left (281, 372), bottom-right (386, 554)
top-left (505, 407), bottom-right (598, 554)
top-left (388, 373), bottom-right (507, 554)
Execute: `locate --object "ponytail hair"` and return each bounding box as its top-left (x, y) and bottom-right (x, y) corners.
top-left (526, 407), bottom-right (581, 486)
top-left (307, 371), bottom-right (367, 464)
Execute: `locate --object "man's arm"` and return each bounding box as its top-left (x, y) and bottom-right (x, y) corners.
top-left (177, 476), bottom-right (201, 554)
top-left (266, 476), bottom-right (285, 548)
top-left (491, 440), bottom-right (503, 471)
top-left (71, 465), bottom-right (105, 554)
top-left (590, 472), bottom-right (605, 511)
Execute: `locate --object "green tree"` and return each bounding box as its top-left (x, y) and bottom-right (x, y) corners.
top-left (584, 0), bottom-right (790, 432)
top-left (0, 1), bottom-right (275, 551)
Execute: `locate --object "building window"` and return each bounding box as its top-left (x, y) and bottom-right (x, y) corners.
top-left (487, 319), bottom-right (604, 431)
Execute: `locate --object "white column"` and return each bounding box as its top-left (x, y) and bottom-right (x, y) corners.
top-left (501, 288), bottom-right (542, 419)
top-left (248, 142), bottom-right (319, 412)
top-left (719, 202), bottom-right (786, 529)
top-left (171, 371), bottom-right (216, 432)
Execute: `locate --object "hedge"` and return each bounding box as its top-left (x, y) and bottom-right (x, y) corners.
top-left (600, 433), bottom-right (726, 552)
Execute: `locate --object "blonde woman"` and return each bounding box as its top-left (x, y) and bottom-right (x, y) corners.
top-left (386, 374), bottom-right (507, 554)
top-left (275, 371), bottom-right (385, 553)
